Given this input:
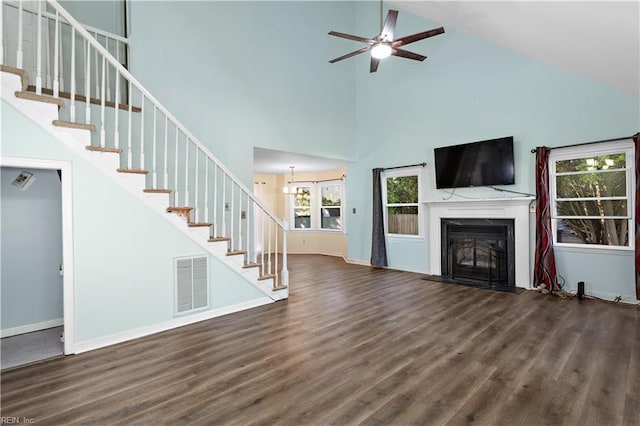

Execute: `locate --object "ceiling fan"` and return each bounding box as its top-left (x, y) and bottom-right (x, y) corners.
top-left (328, 2), bottom-right (445, 73)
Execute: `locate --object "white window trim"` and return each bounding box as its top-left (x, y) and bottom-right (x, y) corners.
top-left (289, 179), bottom-right (345, 233)
top-left (318, 180), bottom-right (344, 233)
top-left (549, 139), bottom-right (634, 251)
top-left (381, 167), bottom-right (423, 238)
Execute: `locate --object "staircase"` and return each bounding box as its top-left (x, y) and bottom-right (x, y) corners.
top-left (1, 0), bottom-right (289, 301)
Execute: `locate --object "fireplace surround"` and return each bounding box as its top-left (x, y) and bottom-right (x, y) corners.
top-left (426, 197), bottom-right (534, 289)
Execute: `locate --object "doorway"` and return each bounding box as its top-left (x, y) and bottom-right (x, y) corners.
top-left (0, 157), bottom-right (75, 368)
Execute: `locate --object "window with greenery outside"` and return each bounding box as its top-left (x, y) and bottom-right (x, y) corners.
top-left (386, 175), bottom-right (419, 235)
top-left (294, 186), bottom-right (311, 229)
top-left (554, 152), bottom-right (630, 247)
top-left (321, 184), bottom-right (341, 230)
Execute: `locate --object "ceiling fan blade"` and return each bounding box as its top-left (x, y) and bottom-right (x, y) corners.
top-left (380, 9), bottom-right (398, 41)
top-left (370, 57), bottom-right (380, 73)
top-left (329, 46), bottom-right (371, 63)
top-left (328, 31), bottom-right (376, 45)
top-left (393, 27), bottom-right (445, 48)
top-left (392, 48), bottom-right (427, 62)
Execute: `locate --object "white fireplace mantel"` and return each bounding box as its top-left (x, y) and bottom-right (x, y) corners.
top-left (424, 197), bottom-right (534, 288)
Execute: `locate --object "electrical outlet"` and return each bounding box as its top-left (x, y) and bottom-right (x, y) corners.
top-left (529, 204), bottom-right (536, 213)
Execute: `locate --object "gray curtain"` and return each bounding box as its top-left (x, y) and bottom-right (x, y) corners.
top-left (371, 168), bottom-right (388, 267)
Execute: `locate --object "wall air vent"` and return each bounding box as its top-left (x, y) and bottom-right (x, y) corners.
top-left (175, 256), bottom-right (209, 315)
top-left (12, 171), bottom-right (36, 190)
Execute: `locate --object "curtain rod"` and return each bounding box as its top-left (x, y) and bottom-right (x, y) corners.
top-left (529, 134), bottom-right (637, 153)
top-left (382, 162), bottom-right (427, 171)
top-left (289, 175), bottom-right (346, 184)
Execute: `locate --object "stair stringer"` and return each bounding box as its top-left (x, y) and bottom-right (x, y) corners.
top-left (1, 70), bottom-right (288, 301)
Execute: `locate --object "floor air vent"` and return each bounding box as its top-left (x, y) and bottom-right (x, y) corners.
top-left (175, 256), bottom-right (209, 314)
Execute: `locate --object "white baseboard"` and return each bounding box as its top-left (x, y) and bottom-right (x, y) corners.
top-left (343, 257), bottom-right (371, 267)
top-left (72, 297), bottom-right (273, 354)
top-left (1, 318), bottom-right (64, 338)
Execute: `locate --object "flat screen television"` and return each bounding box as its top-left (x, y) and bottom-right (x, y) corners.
top-left (434, 136), bottom-right (515, 189)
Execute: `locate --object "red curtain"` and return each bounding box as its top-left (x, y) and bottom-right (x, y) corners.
top-left (634, 133), bottom-right (640, 300)
top-left (534, 146), bottom-right (560, 292)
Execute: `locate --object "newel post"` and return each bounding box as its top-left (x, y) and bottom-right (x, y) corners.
top-left (281, 219), bottom-right (289, 288)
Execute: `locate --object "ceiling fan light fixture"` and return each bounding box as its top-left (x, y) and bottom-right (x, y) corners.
top-left (371, 42), bottom-right (392, 59)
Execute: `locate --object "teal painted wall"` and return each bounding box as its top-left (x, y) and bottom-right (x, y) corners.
top-left (127, 1), bottom-right (357, 188)
top-left (59, 1), bottom-right (639, 301)
top-left (1, 167), bottom-right (63, 330)
top-left (345, 3), bottom-right (639, 299)
top-left (1, 100), bottom-right (265, 344)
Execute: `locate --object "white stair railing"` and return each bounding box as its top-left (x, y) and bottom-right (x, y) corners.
top-left (1, 0), bottom-right (289, 291)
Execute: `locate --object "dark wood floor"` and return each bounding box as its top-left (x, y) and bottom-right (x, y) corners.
top-left (2, 255), bottom-right (639, 425)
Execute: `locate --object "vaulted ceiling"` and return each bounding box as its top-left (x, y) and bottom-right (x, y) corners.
top-left (389, 1), bottom-right (639, 96)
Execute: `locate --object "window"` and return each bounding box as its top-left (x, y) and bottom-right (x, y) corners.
top-left (550, 141), bottom-right (634, 249)
top-left (382, 169), bottom-right (422, 236)
top-left (293, 185), bottom-right (312, 229)
top-left (320, 183), bottom-right (342, 230)
top-left (290, 180), bottom-right (344, 231)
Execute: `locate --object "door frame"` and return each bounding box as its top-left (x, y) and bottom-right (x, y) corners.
top-left (1, 156), bottom-right (75, 354)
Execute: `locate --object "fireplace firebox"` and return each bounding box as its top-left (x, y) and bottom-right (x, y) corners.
top-left (441, 218), bottom-right (515, 291)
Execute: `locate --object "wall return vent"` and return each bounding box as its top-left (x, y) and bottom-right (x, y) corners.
top-left (175, 256), bottom-right (209, 314)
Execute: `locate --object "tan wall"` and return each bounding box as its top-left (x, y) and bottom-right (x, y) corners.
top-left (253, 168), bottom-right (347, 258)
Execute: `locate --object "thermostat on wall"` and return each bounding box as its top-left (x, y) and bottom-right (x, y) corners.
top-left (11, 171), bottom-right (36, 191)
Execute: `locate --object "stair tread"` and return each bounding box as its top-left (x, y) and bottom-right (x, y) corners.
top-left (257, 274), bottom-right (276, 281)
top-left (209, 237), bottom-right (231, 242)
top-left (26, 85), bottom-right (142, 113)
top-left (143, 189), bottom-right (172, 194)
top-left (15, 91), bottom-right (64, 108)
top-left (52, 120), bottom-right (96, 131)
top-left (272, 285), bottom-right (288, 291)
top-left (242, 263), bottom-right (261, 269)
top-left (86, 145), bottom-right (122, 154)
top-left (188, 222), bottom-right (212, 227)
top-left (117, 168), bottom-right (149, 174)
top-left (167, 206), bottom-right (193, 212)
top-left (227, 250), bottom-right (247, 256)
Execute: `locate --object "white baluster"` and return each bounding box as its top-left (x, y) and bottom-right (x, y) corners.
top-left (152, 107), bottom-right (157, 186)
top-left (174, 129), bottom-right (179, 206)
top-left (35, 1), bottom-right (42, 94)
top-left (274, 223), bottom-right (279, 288)
top-left (139, 93), bottom-right (145, 171)
top-left (260, 212), bottom-right (265, 276)
top-left (238, 192), bottom-right (243, 251)
top-left (70, 28), bottom-right (75, 121)
top-left (213, 164), bottom-right (218, 236)
top-left (113, 70), bottom-right (120, 149)
top-left (230, 183), bottom-right (235, 249)
top-left (184, 139), bottom-right (190, 207)
top-left (267, 216), bottom-right (272, 274)
top-left (85, 40), bottom-right (91, 123)
top-left (93, 33), bottom-right (98, 98)
top-left (204, 160), bottom-right (209, 227)
top-left (194, 148), bottom-right (199, 222)
top-left (100, 56), bottom-right (106, 147)
top-left (44, 14), bottom-right (50, 88)
top-left (16, 0), bottom-right (23, 68)
top-left (52, 12), bottom-right (59, 96)
top-left (58, 20), bottom-right (64, 92)
top-left (105, 38), bottom-right (111, 102)
top-left (222, 173), bottom-right (226, 236)
top-left (163, 117), bottom-right (168, 189)
top-left (127, 81), bottom-right (132, 168)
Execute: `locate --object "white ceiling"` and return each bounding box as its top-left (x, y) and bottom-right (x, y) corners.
top-left (388, 0), bottom-right (640, 96)
top-left (253, 147), bottom-right (347, 174)
top-left (254, 1), bottom-right (639, 175)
